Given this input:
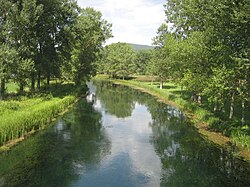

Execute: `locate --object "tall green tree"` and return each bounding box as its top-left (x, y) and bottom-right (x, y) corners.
top-left (164, 0), bottom-right (250, 119)
top-left (0, 0), bottom-right (18, 99)
top-left (0, 45), bottom-right (17, 99)
top-left (68, 7), bottom-right (112, 85)
top-left (8, 0), bottom-right (43, 93)
top-left (102, 42), bottom-right (136, 80)
top-left (148, 24), bottom-right (173, 89)
top-left (34, 0), bottom-right (79, 88)
top-left (134, 49), bottom-right (152, 75)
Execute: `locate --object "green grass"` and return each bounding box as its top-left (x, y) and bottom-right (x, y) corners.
top-left (0, 82), bottom-right (85, 146)
top-left (232, 130), bottom-right (250, 150)
top-left (95, 75), bottom-right (250, 150)
top-left (0, 96), bottom-right (75, 146)
top-left (6, 82), bottom-right (19, 94)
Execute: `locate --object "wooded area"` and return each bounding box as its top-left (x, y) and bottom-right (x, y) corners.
top-left (0, 0), bottom-right (112, 99)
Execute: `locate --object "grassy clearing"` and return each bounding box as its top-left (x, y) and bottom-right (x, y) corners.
top-left (0, 82), bottom-right (85, 147)
top-left (95, 75), bottom-right (250, 160)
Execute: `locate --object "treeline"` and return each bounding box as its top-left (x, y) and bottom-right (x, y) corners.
top-left (159, 0), bottom-right (249, 126)
top-left (0, 0), bottom-right (112, 99)
top-left (99, 0), bottom-right (249, 128)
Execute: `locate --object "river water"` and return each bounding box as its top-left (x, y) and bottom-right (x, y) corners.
top-left (0, 81), bottom-right (249, 187)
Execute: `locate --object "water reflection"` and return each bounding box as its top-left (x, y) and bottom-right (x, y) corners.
top-left (0, 81), bottom-right (249, 187)
top-left (94, 81), bottom-right (135, 118)
top-left (0, 99), bottom-right (111, 187)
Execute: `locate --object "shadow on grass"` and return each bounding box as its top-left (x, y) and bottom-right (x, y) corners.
top-left (157, 85), bottom-right (177, 90)
top-left (171, 90), bottom-right (191, 100)
top-left (40, 83), bottom-right (77, 98)
top-left (5, 82), bottom-right (86, 100)
top-left (40, 83), bottom-right (88, 98)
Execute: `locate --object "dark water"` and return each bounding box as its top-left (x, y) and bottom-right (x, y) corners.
top-left (0, 81), bottom-right (250, 187)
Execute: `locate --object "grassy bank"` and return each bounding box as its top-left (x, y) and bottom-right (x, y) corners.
top-left (0, 82), bottom-right (85, 149)
top-left (94, 75), bottom-right (250, 161)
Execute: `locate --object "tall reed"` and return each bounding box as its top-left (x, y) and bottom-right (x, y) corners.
top-left (0, 96), bottom-right (75, 146)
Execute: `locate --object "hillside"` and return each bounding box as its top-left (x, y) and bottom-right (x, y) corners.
top-left (128, 43), bottom-right (154, 51)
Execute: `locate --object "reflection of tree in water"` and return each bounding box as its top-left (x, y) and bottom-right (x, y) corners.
top-left (0, 99), bottom-right (111, 187)
top-left (94, 81), bottom-right (136, 118)
top-left (92, 81), bottom-right (250, 186)
top-left (147, 101), bottom-right (250, 186)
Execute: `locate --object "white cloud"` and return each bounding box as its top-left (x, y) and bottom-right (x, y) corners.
top-left (77, 0), bottom-right (166, 45)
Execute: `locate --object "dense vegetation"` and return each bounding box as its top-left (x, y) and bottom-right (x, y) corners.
top-left (98, 0), bottom-right (250, 149)
top-left (0, 0), bottom-right (112, 99)
top-left (0, 0), bottom-right (111, 146)
top-left (0, 82), bottom-right (86, 147)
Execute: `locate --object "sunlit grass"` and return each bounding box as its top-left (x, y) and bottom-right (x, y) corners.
top-left (0, 96), bottom-right (76, 146)
top-left (6, 82), bottom-right (19, 94)
top-left (0, 82), bottom-right (83, 146)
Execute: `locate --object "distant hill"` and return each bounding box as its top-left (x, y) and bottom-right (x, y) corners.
top-left (128, 43), bottom-right (154, 51)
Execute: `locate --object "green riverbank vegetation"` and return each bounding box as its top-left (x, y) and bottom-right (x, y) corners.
top-left (96, 0), bottom-right (250, 156)
top-left (0, 0), bottom-right (112, 148)
top-left (0, 82), bottom-right (87, 148)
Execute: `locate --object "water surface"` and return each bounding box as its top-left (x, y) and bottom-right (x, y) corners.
top-left (0, 81), bottom-right (249, 187)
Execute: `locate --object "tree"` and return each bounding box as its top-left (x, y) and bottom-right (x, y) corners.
top-left (152, 23), bottom-right (169, 47)
top-left (102, 42), bottom-right (136, 80)
top-left (148, 48), bottom-right (169, 89)
top-left (34, 0), bottom-right (80, 88)
top-left (68, 7), bottom-right (112, 85)
top-left (148, 24), bottom-right (173, 89)
top-left (134, 49), bottom-right (152, 75)
top-left (0, 44), bottom-right (17, 99)
top-left (163, 0), bottom-right (250, 123)
top-left (9, 0), bottom-right (43, 93)
top-left (179, 32), bottom-right (211, 103)
top-left (0, 0), bottom-right (18, 99)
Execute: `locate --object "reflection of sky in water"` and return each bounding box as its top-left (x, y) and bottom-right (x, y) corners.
top-left (1, 81), bottom-right (249, 187)
top-left (73, 152), bottom-right (150, 187)
top-left (74, 97), bottom-right (162, 187)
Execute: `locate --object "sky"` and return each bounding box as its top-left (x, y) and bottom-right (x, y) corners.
top-left (77, 0), bottom-right (166, 46)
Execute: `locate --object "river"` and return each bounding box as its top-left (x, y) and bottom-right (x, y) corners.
top-left (0, 80), bottom-right (249, 187)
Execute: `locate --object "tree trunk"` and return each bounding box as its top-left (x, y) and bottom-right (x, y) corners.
top-left (241, 100), bottom-right (245, 126)
top-left (75, 73), bottom-right (81, 86)
top-left (37, 71), bottom-right (41, 90)
top-left (31, 73), bottom-right (35, 92)
top-left (214, 101), bottom-right (218, 112)
top-left (221, 102), bottom-right (226, 114)
top-left (191, 92), bottom-right (197, 102)
top-left (229, 92), bottom-right (235, 120)
top-left (0, 79), bottom-right (5, 100)
top-left (160, 78), bottom-right (163, 89)
top-left (47, 72), bottom-right (50, 85)
top-left (197, 92), bottom-right (202, 104)
top-left (19, 83), bottom-right (24, 95)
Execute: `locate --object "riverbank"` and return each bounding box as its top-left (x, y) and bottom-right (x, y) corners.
top-left (0, 83), bottom-right (86, 152)
top-left (94, 76), bottom-right (250, 162)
